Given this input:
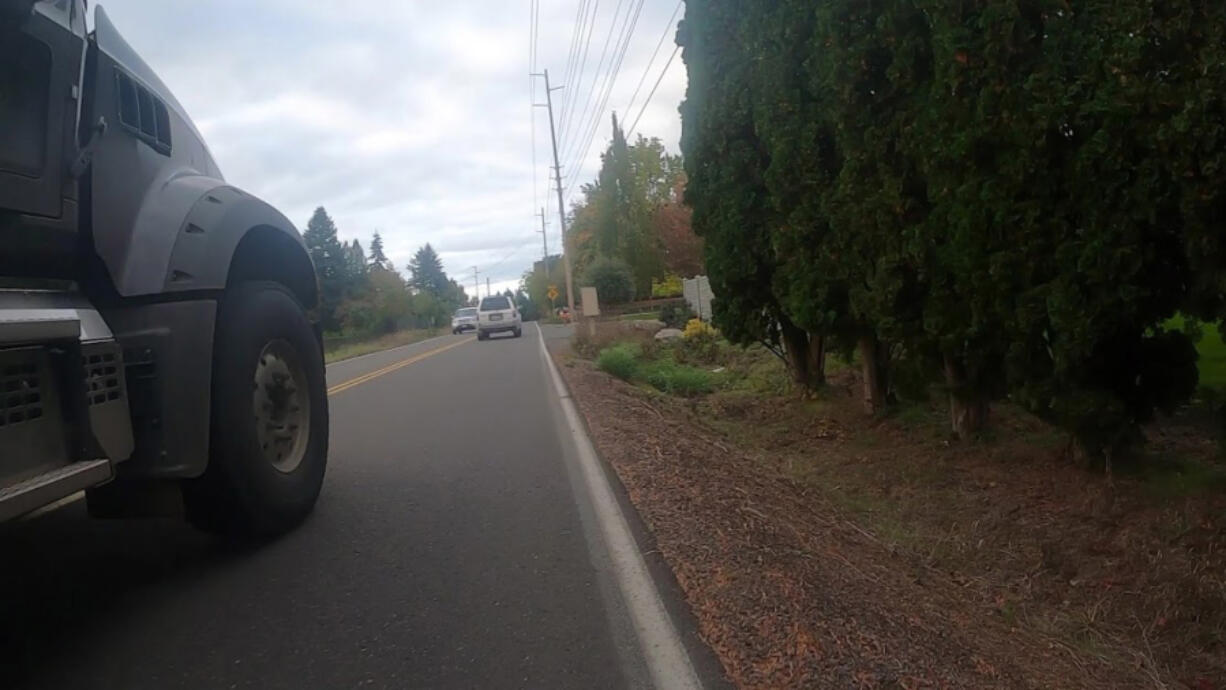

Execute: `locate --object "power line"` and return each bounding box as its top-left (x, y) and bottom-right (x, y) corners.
top-left (530, 100), bottom-right (538, 215)
top-left (529, 0), bottom-right (540, 71)
top-left (560, 0), bottom-right (634, 166)
top-left (558, 0), bottom-right (589, 125)
top-left (483, 235), bottom-right (540, 275)
top-left (558, 0), bottom-right (682, 201)
top-left (559, 0), bottom-right (644, 185)
top-left (529, 0), bottom-right (540, 216)
top-left (624, 0), bottom-right (681, 119)
top-left (559, 0), bottom-right (626, 153)
top-left (562, 0), bottom-right (646, 182)
top-left (626, 42), bottom-right (680, 138)
top-left (561, 24), bottom-right (639, 197)
top-left (557, 2), bottom-right (587, 147)
top-left (482, 240), bottom-right (547, 287)
top-left (559, 0), bottom-right (602, 142)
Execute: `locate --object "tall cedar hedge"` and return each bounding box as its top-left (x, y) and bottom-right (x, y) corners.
top-left (679, 0), bottom-right (1226, 458)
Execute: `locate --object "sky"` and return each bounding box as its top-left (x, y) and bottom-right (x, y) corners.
top-left (95, 0), bottom-right (687, 298)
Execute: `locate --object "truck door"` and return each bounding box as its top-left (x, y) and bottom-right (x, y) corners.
top-left (84, 6), bottom-right (222, 291)
top-left (0, 0), bottom-right (85, 220)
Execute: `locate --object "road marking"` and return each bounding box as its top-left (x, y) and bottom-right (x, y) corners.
top-left (534, 322), bottom-right (702, 690)
top-left (325, 332), bottom-right (454, 370)
top-left (16, 338), bottom-right (471, 523)
top-left (327, 336), bottom-right (474, 396)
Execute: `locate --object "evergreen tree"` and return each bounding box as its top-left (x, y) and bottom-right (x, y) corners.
top-left (344, 239), bottom-right (368, 291)
top-left (302, 206), bottom-right (348, 331)
top-left (680, 0), bottom-right (1210, 455)
top-left (678, 0), bottom-right (826, 390)
top-left (589, 115), bottom-right (664, 298)
top-left (368, 232), bottom-right (391, 271)
top-left (444, 279), bottom-right (470, 310)
top-left (407, 243), bottom-right (449, 297)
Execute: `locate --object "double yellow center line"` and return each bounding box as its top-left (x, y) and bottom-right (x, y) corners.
top-left (327, 336), bottom-right (474, 396)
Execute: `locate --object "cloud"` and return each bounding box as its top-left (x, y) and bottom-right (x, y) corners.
top-left (95, 0), bottom-right (686, 288)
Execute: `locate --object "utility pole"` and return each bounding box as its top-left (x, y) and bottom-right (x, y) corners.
top-left (532, 69), bottom-right (575, 315)
top-left (486, 276), bottom-right (491, 297)
top-left (536, 207), bottom-right (549, 283)
top-left (472, 266), bottom-right (479, 301)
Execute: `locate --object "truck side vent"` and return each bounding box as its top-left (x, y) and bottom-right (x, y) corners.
top-left (84, 351), bottom-right (122, 406)
top-left (114, 70), bottom-right (172, 155)
top-left (0, 361), bottom-right (43, 427)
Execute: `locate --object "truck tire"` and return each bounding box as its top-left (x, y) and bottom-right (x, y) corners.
top-left (184, 281), bottom-right (329, 538)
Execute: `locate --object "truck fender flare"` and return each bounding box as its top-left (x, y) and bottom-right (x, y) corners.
top-left (160, 184), bottom-right (315, 304)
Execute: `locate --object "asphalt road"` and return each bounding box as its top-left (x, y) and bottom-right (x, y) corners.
top-left (0, 324), bottom-right (720, 690)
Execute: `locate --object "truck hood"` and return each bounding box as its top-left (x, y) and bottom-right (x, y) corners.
top-left (94, 6), bottom-right (221, 179)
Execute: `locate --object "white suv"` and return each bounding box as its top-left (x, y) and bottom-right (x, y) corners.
top-left (477, 295), bottom-right (522, 340)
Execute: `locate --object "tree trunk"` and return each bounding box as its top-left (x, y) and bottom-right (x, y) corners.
top-left (806, 333), bottom-right (826, 387)
top-left (857, 334), bottom-right (889, 414)
top-left (781, 322), bottom-right (825, 389)
top-left (943, 354), bottom-right (989, 438)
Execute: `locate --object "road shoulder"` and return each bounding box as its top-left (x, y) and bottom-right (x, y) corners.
top-left (535, 324), bottom-right (720, 690)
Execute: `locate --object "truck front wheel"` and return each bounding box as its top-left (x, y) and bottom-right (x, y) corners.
top-left (184, 281), bottom-right (329, 538)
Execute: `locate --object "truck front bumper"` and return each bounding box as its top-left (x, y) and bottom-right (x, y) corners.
top-left (0, 290), bottom-right (135, 520)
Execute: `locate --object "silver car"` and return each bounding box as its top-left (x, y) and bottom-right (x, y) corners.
top-left (451, 307), bottom-right (478, 334)
top-left (476, 296), bottom-right (522, 340)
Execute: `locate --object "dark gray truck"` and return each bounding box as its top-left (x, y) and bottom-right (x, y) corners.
top-left (1, 0), bottom-right (328, 536)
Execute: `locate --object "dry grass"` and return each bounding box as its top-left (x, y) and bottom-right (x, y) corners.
top-left (707, 365), bottom-right (1226, 688)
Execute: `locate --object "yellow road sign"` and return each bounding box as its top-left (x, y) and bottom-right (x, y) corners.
top-left (547, 285), bottom-right (559, 301)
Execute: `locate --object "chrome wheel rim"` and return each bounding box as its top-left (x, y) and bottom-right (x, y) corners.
top-left (253, 339), bottom-right (310, 473)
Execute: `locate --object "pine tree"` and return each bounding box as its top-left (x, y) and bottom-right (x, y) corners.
top-left (407, 243), bottom-right (448, 297)
top-left (302, 206), bottom-right (347, 331)
top-left (368, 232), bottom-right (390, 271)
top-left (345, 239), bottom-right (368, 284)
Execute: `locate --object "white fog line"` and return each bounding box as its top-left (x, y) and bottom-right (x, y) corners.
top-left (535, 322), bottom-right (702, 690)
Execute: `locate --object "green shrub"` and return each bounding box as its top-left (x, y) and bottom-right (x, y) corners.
top-left (660, 302), bottom-right (696, 329)
top-left (581, 258), bottom-right (635, 305)
top-left (638, 336), bottom-right (663, 361)
top-left (676, 319), bottom-right (719, 363)
top-left (596, 339), bottom-right (718, 396)
top-left (642, 360), bottom-right (716, 396)
top-left (596, 344), bottom-right (639, 381)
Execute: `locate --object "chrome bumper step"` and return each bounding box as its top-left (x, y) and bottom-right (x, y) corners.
top-left (0, 458), bottom-right (111, 521)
